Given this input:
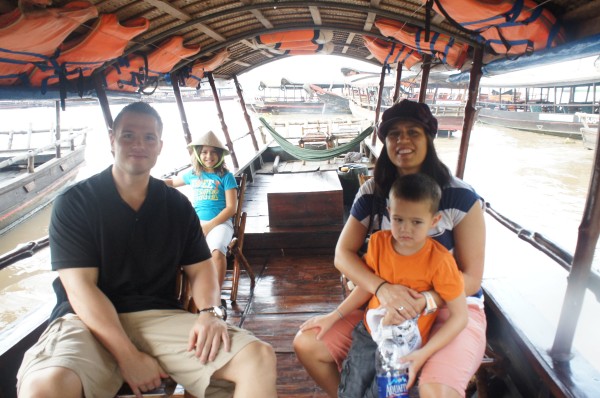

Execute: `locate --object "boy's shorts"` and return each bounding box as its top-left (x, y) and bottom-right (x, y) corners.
top-left (337, 304), bottom-right (487, 398)
top-left (17, 310), bottom-right (259, 398)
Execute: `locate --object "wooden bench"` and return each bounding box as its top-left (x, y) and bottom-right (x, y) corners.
top-left (267, 171), bottom-right (344, 228)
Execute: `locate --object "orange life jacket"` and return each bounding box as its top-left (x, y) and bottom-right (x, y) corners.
top-left (363, 36), bottom-right (422, 69)
top-left (426, 0), bottom-right (565, 55)
top-left (28, 14), bottom-right (149, 88)
top-left (255, 30), bottom-right (332, 45)
top-left (266, 42), bottom-right (334, 56)
top-left (183, 48), bottom-right (229, 89)
top-left (0, 1), bottom-right (98, 85)
top-left (259, 40), bottom-right (324, 51)
top-left (104, 36), bottom-right (201, 93)
top-left (375, 18), bottom-right (469, 69)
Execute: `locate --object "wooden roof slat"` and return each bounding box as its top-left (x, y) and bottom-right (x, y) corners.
top-left (144, 0), bottom-right (190, 21)
top-left (309, 6), bottom-right (322, 25)
top-left (240, 0), bottom-right (274, 28)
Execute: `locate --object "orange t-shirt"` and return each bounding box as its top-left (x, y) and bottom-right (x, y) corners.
top-left (363, 230), bottom-right (464, 343)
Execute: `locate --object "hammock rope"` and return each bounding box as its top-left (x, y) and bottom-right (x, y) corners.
top-left (259, 117), bottom-right (374, 161)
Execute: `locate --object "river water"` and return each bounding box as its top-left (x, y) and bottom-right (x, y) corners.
top-left (1, 101), bottom-right (599, 368)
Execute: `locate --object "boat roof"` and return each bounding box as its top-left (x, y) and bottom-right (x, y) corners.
top-left (0, 0), bottom-right (599, 101)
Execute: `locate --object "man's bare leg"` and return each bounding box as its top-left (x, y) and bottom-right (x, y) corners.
top-left (19, 367), bottom-right (83, 398)
top-left (212, 340), bottom-right (277, 397)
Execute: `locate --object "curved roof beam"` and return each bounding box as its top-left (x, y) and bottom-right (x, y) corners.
top-left (171, 24), bottom-right (400, 73)
top-left (126, 1), bottom-right (478, 56)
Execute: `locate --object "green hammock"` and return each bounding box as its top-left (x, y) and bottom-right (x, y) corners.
top-left (259, 117), bottom-right (374, 161)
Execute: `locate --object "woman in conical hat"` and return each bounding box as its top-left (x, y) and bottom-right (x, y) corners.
top-left (165, 130), bottom-right (237, 288)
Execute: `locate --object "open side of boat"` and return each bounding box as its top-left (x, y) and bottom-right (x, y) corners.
top-left (0, 127), bottom-right (88, 234)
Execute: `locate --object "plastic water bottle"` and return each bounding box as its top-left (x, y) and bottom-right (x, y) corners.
top-left (375, 318), bottom-right (421, 398)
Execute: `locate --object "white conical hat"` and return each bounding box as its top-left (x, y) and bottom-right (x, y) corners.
top-left (188, 130), bottom-right (229, 155)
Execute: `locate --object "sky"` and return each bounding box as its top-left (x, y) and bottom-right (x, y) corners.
top-left (238, 54), bottom-right (382, 87)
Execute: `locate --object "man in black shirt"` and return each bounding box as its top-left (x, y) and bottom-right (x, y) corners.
top-left (17, 102), bottom-right (277, 398)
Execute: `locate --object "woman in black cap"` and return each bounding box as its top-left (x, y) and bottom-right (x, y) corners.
top-left (294, 99), bottom-right (486, 398)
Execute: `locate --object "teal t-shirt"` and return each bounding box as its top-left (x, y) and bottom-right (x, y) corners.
top-left (182, 170), bottom-right (237, 221)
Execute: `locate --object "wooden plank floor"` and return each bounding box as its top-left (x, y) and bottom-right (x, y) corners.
top-left (222, 253), bottom-right (343, 398)
top-left (220, 171), bottom-right (348, 397)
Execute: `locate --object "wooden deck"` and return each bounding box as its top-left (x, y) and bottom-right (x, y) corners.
top-left (221, 172), bottom-right (347, 397)
top-left (224, 253), bottom-right (340, 398)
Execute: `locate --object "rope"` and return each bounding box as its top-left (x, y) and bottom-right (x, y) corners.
top-left (259, 117), bottom-right (373, 161)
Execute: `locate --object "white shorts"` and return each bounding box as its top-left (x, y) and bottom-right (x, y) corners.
top-left (202, 220), bottom-right (234, 255)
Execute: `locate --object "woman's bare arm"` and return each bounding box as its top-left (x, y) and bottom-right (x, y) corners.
top-left (334, 216), bottom-right (381, 293)
top-left (452, 202), bottom-right (486, 296)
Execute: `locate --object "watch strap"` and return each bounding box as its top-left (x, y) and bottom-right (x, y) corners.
top-left (198, 305), bottom-right (227, 320)
top-left (422, 291), bottom-right (437, 315)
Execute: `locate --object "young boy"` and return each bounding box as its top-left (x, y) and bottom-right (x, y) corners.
top-left (298, 173), bottom-right (468, 396)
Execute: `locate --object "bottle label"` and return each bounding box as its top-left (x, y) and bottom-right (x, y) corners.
top-left (376, 373), bottom-right (409, 398)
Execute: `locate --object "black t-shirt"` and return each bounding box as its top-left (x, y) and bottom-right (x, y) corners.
top-left (49, 166), bottom-right (211, 321)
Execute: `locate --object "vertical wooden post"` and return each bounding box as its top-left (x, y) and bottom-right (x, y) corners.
top-left (371, 63), bottom-right (387, 146)
top-left (551, 105), bottom-right (600, 361)
top-left (456, 46), bottom-right (484, 179)
top-left (93, 72), bottom-right (113, 133)
top-left (27, 123), bottom-right (32, 149)
top-left (418, 55), bottom-right (432, 103)
top-left (233, 74), bottom-right (259, 151)
top-left (55, 100), bottom-right (61, 158)
top-left (170, 72), bottom-right (192, 145)
top-left (392, 62), bottom-right (403, 104)
top-left (207, 72), bottom-right (238, 169)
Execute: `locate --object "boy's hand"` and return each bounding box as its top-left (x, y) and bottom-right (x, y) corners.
top-left (400, 349), bottom-right (428, 390)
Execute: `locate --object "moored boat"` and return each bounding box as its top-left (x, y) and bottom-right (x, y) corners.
top-left (476, 56), bottom-right (600, 139)
top-left (0, 126), bottom-right (88, 235)
top-left (249, 78), bottom-right (351, 115)
top-left (577, 112), bottom-right (599, 150)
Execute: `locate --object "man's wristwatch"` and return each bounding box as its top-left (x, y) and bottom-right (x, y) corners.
top-left (199, 305), bottom-right (227, 321)
top-left (422, 291), bottom-right (437, 315)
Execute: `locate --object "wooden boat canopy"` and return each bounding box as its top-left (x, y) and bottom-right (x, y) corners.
top-left (0, 0), bottom-right (599, 102)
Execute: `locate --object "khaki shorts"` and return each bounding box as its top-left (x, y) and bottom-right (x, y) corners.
top-left (17, 310), bottom-right (259, 398)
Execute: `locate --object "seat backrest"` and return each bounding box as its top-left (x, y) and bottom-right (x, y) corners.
top-left (176, 266), bottom-right (197, 313)
top-left (358, 174), bottom-right (372, 186)
top-left (232, 174), bottom-right (247, 238)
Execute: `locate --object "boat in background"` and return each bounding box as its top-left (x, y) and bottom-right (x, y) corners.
top-left (249, 78), bottom-right (351, 114)
top-left (0, 126), bottom-right (88, 235)
top-left (577, 112), bottom-right (599, 150)
top-left (476, 56), bottom-right (600, 139)
top-left (343, 67), bottom-right (467, 136)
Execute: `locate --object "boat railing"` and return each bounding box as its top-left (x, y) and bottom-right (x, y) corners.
top-left (0, 236), bottom-right (49, 272)
top-left (485, 202), bottom-right (600, 300)
top-left (0, 127), bottom-right (89, 171)
top-left (161, 125), bottom-right (272, 181)
top-left (428, 103), bottom-right (466, 117)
